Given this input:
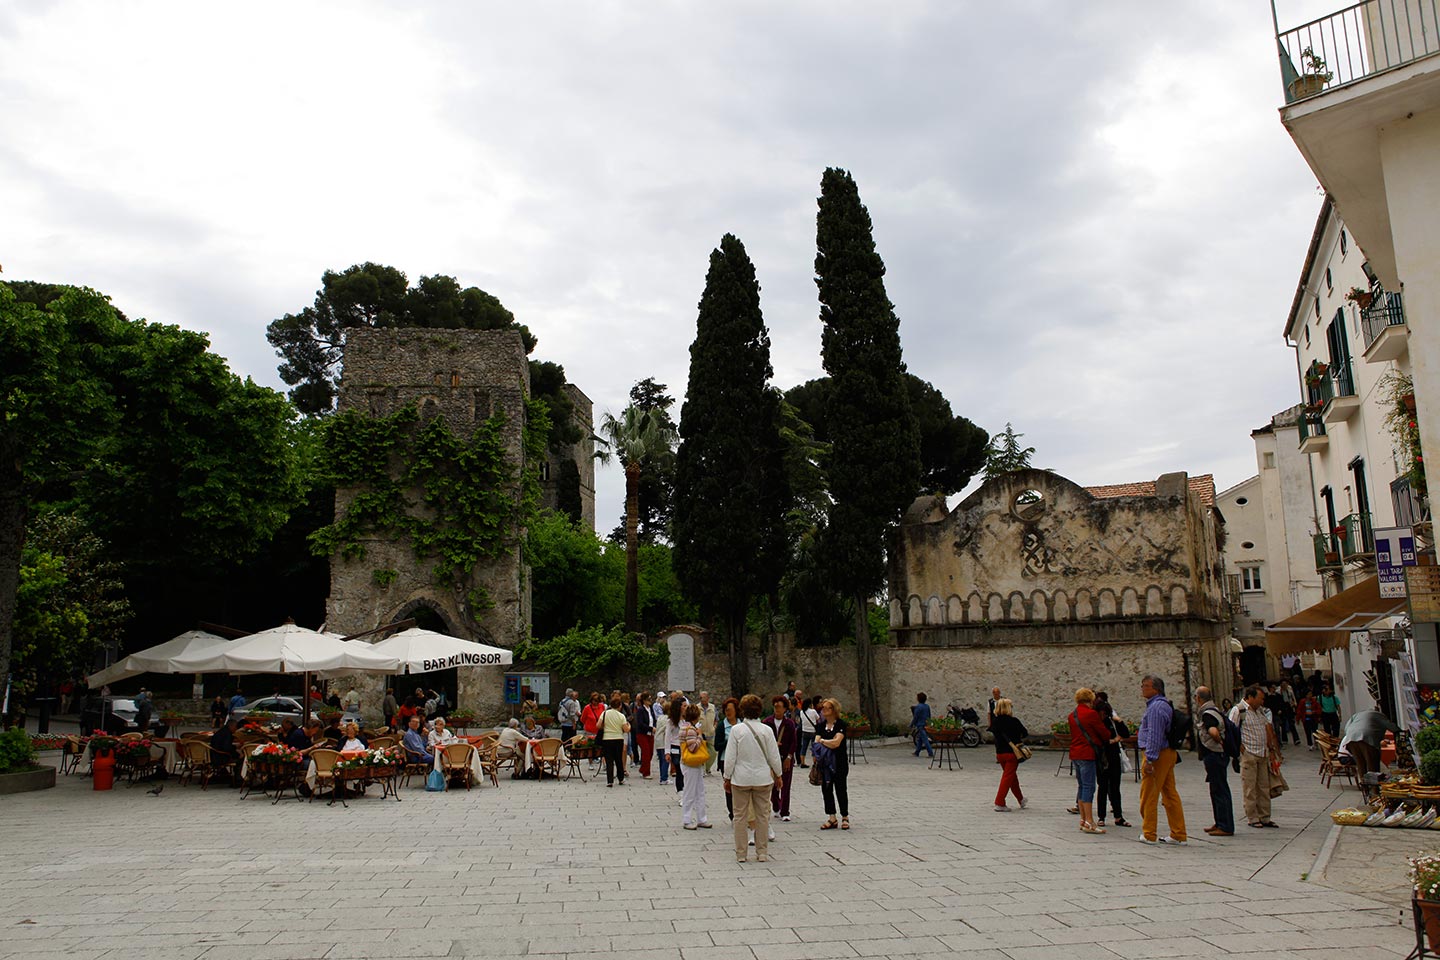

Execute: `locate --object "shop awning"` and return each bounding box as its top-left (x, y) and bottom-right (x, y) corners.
top-left (1264, 575), bottom-right (1406, 655)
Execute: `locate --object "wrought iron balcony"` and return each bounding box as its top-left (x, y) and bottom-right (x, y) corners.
top-left (1313, 532), bottom-right (1344, 571)
top-left (1337, 511), bottom-right (1376, 560)
top-left (1361, 290), bottom-right (1408, 360)
top-left (1392, 473), bottom-right (1430, 527)
top-left (1274, 0), bottom-right (1440, 103)
top-left (1298, 409), bottom-right (1329, 451)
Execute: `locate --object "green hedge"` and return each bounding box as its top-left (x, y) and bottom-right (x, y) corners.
top-left (0, 728), bottom-right (39, 774)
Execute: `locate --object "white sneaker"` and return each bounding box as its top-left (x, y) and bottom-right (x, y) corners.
top-left (748, 830), bottom-right (755, 846)
top-left (781, 815), bottom-right (791, 822)
top-left (994, 805), bottom-right (1011, 812)
top-left (1158, 836), bottom-right (1188, 846)
top-left (767, 826), bottom-right (776, 842)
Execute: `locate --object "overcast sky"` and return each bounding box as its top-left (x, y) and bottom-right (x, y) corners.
top-left (2, 1), bottom-right (1343, 530)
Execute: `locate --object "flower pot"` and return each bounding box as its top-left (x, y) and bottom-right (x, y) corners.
top-left (1325, 552), bottom-right (1340, 565)
top-left (927, 727), bottom-right (962, 743)
top-left (1288, 74), bottom-right (1328, 99)
top-left (1418, 897), bottom-right (1440, 950)
top-left (849, 725), bottom-right (871, 737)
top-left (1404, 393), bottom-right (1417, 414)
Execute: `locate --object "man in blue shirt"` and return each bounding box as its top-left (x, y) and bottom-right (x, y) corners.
top-left (228, 690), bottom-right (247, 715)
top-left (402, 716), bottom-right (433, 763)
top-left (1137, 674), bottom-right (1187, 845)
top-left (911, 692), bottom-right (934, 758)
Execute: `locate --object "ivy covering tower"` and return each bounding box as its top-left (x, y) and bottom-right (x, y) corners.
top-left (672, 233), bottom-right (788, 695)
top-left (815, 168), bottom-right (921, 726)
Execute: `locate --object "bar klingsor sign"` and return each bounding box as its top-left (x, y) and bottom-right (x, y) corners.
top-left (1406, 566), bottom-right (1440, 623)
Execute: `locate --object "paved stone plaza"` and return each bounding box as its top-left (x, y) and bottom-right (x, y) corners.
top-left (0, 742), bottom-right (1424, 960)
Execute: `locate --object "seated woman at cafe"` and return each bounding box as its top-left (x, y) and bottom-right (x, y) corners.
top-left (337, 722), bottom-right (368, 752)
top-left (427, 716), bottom-right (457, 749)
top-left (518, 714), bottom-right (545, 739)
top-left (211, 719), bottom-right (239, 763)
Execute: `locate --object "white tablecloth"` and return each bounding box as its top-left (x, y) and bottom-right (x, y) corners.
top-left (433, 744), bottom-right (485, 783)
top-left (151, 741), bottom-right (180, 773)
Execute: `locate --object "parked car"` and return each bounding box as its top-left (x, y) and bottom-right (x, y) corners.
top-left (228, 696), bottom-right (351, 726)
top-left (78, 696), bottom-right (154, 735)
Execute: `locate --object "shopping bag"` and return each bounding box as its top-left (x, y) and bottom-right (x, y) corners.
top-left (426, 768), bottom-right (446, 792)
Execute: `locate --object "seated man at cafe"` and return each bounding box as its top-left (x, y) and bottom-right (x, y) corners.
top-left (402, 715), bottom-right (433, 763)
top-left (280, 718), bottom-right (311, 752)
top-left (303, 719), bottom-right (325, 748)
top-left (518, 714), bottom-right (545, 740)
top-left (211, 718), bottom-right (239, 764)
top-left (497, 717), bottom-right (529, 777)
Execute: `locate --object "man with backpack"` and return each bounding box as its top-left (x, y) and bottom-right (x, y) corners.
top-left (1136, 674), bottom-right (1188, 845)
top-left (1195, 686), bottom-right (1235, 837)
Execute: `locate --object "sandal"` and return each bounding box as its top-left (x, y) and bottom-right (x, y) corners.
top-left (820, 818), bottom-right (839, 830)
top-left (1067, 806), bottom-right (1080, 815)
top-left (841, 817), bottom-right (850, 830)
top-left (1113, 818), bottom-right (1132, 828)
top-left (1080, 821), bottom-right (1106, 834)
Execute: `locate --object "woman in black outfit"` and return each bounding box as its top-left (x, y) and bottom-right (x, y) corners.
top-left (991, 698), bottom-right (1028, 811)
top-left (815, 698), bottom-right (850, 830)
top-left (1092, 691), bottom-right (1131, 828)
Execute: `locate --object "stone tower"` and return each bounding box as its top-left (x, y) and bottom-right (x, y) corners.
top-left (324, 327), bottom-right (533, 721)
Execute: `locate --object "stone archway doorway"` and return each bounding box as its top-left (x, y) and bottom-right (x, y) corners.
top-left (394, 600), bottom-right (458, 717)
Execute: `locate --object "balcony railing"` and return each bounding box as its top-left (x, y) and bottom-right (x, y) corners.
top-left (1361, 290), bottom-right (1406, 347)
top-left (1298, 409), bottom-right (1328, 446)
top-left (1275, 0), bottom-right (1440, 103)
top-left (1304, 359), bottom-right (1334, 407)
top-left (1393, 474), bottom-right (1430, 527)
top-left (1338, 511), bottom-right (1376, 560)
top-left (1314, 532), bottom-right (1343, 570)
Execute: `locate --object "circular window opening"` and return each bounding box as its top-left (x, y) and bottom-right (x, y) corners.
top-left (1235, 497), bottom-right (1248, 505)
top-left (1241, 541), bottom-right (1255, 550)
top-left (1012, 489), bottom-right (1046, 521)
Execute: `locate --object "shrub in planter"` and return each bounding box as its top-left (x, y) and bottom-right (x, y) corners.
top-left (447, 711), bottom-right (478, 727)
top-left (1417, 726), bottom-right (1440, 759)
top-left (0, 728), bottom-right (39, 774)
top-left (1420, 749), bottom-right (1440, 786)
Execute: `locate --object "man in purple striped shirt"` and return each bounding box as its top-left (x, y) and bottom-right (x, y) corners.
top-left (1137, 674), bottom-right (1187, 845)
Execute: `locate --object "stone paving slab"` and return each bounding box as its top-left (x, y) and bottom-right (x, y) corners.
top-left (0, 743), bottom-right (1421, 958)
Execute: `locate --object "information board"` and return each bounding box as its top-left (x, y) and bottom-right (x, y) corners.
top-left (504, 672), bottom-right (551, 707)
top-left (667, 632), bottom-right (696, 692)
top-left (1375, 526), bottom-right (1416, 599)
top-left (1407, 566), bottom-right (1440, 623)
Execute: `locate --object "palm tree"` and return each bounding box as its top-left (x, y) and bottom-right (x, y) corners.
top-left (597, 404), bottom-right (677, 631)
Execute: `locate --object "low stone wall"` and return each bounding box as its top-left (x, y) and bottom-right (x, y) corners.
top-left (0, 765), bottom-right (56, 795)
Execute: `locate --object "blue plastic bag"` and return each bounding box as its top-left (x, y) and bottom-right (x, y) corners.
top-left (426, 768), bottom-right (446, 792)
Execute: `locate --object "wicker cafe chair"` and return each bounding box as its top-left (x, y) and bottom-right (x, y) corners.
top-left (1321, 744), bottom-right (1358, 789)
top-left (402, 749), bottom-right (431, 788)
top-left (534, 738), bottom-right (563, 780)
top-left (442, 742), bottom-right (477, 790)
top-left (369, 735), bottom-right (398, 750)
top-left (61, 736), bottom-right (86, 775)
top-left (309, 749), bottom-right (340, 802)
top-left (177, 739), bottom-right (221, 789)
top-left (562, 737), bottom-right (587, 782)
top-left (117, 732), bottom-right (144, 743)
top-left (477, 743), bottom-right (502, 788)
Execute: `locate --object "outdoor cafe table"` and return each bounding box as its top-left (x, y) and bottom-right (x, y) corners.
top-left (328, 753), bottom-right (402, 807)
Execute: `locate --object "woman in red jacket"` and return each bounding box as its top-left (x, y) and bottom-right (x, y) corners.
top-left (1068, 687), bottom-right (1113, 835)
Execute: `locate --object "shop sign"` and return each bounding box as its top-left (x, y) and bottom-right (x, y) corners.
top-left (1375, 526), bottom-right (1417, 599)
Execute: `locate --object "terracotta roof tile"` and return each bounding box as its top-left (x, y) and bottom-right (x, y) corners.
top-left (1084, 475), bottom-right (1216, 507)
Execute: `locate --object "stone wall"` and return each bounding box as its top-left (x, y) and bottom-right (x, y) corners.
top-left (540, 383), bottom-right (596, 531)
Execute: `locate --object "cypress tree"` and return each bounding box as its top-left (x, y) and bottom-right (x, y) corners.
top-left (816, 168), bottom-right (921, 726)
top-left (672, 234), bottom-right (788, 695)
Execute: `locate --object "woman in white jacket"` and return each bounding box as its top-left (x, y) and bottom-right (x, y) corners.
top-left (723, 694), bottom-right (784, 863)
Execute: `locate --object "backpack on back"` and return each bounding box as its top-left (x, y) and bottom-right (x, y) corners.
top-left (1166, 699), bottom-right (1192, 751)
top-left (1202, 706), bottom-right (1243, 762)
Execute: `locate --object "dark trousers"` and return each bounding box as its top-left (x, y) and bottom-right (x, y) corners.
top-left (1321, 713), bottom-right (1340, 736)
top-left (1203, 750), bottom-right (1235, 834)
top-left (602, 740), bottom-right (625, 785)
top-left (772, 763), bottom-right (793, 817)
top-left (821, 769), bottom-right (849, 818)
top-left (1279, 711), bottom-right (1300, 744)
top-left (1302, 719), bottom-right (1318, 745)
top-left (1350, 740), bottom-right (1381, 780)
top-left (560, 725), bottom-right (574, 744)
top-left (671, 751), bottom-right (684, 791)
top-left (1095, 747), bottom-right (1124, 821)
top-left (798, 732), bottom-right (814, 766)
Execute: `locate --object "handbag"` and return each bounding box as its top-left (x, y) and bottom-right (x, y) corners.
top-left (425, 768), bottom-right (446, 792)
top-left (681, 732), bottom-right (709, 767)
top-left (1012, 741), bottom-right (1033, 763)
top-left (809, 762), bottom-right (822, 786)
top-left (593, 709), bottom-right (607, 743)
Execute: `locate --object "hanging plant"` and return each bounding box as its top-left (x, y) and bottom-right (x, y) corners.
top-left (1381, 373), bottom-right (1426, 500)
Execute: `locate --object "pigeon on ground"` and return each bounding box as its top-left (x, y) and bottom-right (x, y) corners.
top-left (147, 783), bottom-right (164, 796)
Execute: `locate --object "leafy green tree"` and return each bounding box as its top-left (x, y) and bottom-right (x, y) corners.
top-left (672, 234), bottom-right (789, 694)
top-left (266, 262), bottom-right (537, 414)
top-left (983, 422), bottom-right (1037, 480)
top-left (1, 284), bottom-right (123, 696)
top-left (627, 378), bottom-right (678, 544)
top-left (597, 406), bottom-right (677, 631)
top-left (815, 168), bottom-right (921, 725)
top-left (11, 512), bottom-right (130, 699)
top-left (528, 359), bottom-right (584, 451)
top-left (527, 510), bottom-right (609, 639)
top-left (784, 374), bottom-right (985, 496)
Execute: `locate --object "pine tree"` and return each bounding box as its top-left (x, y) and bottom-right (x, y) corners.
top-left (815, 168), bottom-right (921, 726)
top-left (672, 234), bottom-right (788, 695)
top-left (983, 422), bottom-right (1037, 480)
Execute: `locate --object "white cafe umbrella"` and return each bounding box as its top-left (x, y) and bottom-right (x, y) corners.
top-left (170, 622), bottom-right (401, 675)
top-left (366, 627), bottom-right (513, 674)
top-left (86, 630), bottom-right (230, 688)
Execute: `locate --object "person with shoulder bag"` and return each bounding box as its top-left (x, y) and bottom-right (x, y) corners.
top-left (678, 704), bottom-right (713, 830)
top-left (990, 698), bottom-right (1029, 812)
top-left (1068, 687), bottom-right (1113, 835)
top-left (724, 694), bottom-right (784, 862)
top-left (598, 691), bottom-right (630, 787)
top-left (1092, 691), bottom-right (1132, 828)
